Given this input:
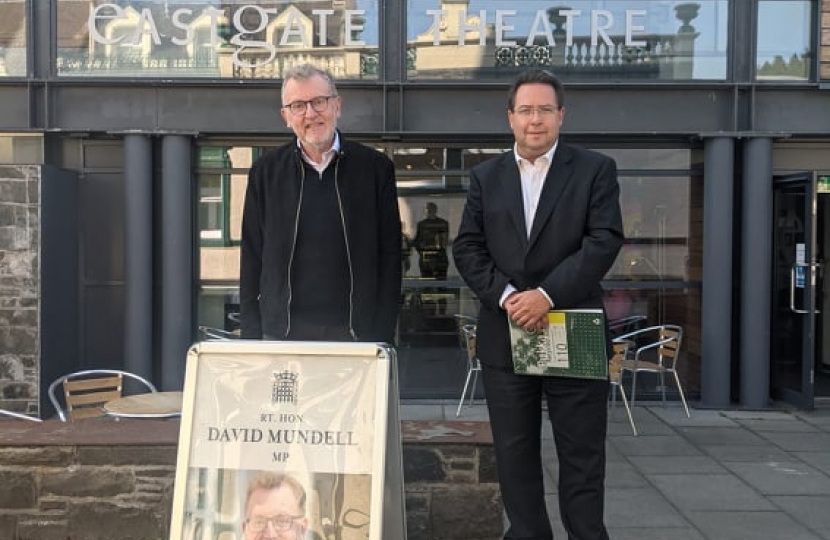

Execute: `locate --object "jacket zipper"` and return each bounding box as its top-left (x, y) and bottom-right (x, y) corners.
top-left (333, 155), bottom-right (358, 340)
top-left (284, 154), bottom-right (305, 338)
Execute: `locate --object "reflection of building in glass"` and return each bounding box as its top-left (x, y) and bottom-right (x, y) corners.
top-left (0, 1), bottom-right (26, 76)
top-left (56, 1), bottom-right (379, 79)
top-left (408, 0), bottom-right (702, 80)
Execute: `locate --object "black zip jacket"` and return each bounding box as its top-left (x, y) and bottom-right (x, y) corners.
top-left (239, 134), bottom-right (402, 343)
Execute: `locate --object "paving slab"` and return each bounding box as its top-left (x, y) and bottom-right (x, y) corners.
top-left (605, 487), bottom-right (691, 528)
top-left (611, 434), bottom-right (704, 457)
top-left (685, 510), bottom-right (824, 540)
top-left (734, 418), bottom-right (820, 432)
top-left (769, 495), bottom-right (830, 539)
top-left (676, 426), bottom-right (769, 446)
top-left (627, 455), bottom-right (727, 475)
top-left (794, 451), bottom-right (830, 476)
top-left (758, 431), bottom-right (830, 452)
top-left (699, 443), bottom-right (799, 463)
top-left (647, 474), bottom-right (775, 511)
top-left (722, 461), bottom-right (830, 495)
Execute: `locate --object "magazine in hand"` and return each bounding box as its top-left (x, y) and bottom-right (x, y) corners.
top-left (508, 309), bottom-right (608, 379)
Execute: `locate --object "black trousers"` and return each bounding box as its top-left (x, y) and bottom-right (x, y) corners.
top-left (482, 366), bottom-right (610, 540)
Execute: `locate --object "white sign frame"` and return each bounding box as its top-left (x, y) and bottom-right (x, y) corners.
top-left (168, 340), bottom-right (405, 540)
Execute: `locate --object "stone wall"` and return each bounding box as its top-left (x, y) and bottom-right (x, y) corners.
top-left (0, 165), bottom-right (40, 416)
top-left (0, 419), bottom-right (502, 540)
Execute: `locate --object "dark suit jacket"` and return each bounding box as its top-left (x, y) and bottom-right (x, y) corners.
top-left (452, 142), bottom-right (624, 370)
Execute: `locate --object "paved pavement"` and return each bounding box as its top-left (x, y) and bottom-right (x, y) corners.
top-left (400, 399), bottom-right (830, 540)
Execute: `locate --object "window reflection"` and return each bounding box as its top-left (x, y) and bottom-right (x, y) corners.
top-left (406, 0), bottom-right (727, 80)
top-left (194, 142), bottom-right (703, 399)
top-left (0, 1), bottom-right (26, 77)
top-left (756, 0), bottom-right (812, 81)
top-left (56, 0), bottom-right (381, 79)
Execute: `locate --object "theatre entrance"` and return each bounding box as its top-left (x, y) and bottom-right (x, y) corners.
top-left (771, 172), bottom-right (830, 409)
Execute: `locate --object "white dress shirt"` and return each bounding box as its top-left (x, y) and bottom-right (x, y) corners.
top-left (499, 142), bottom-right (558, 308)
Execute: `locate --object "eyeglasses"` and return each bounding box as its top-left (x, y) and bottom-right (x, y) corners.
top-left (245, 514), bottom-right (304, 532)
top-left (282, 95), bottom-right (335, 116)
top-left (511, 105), bottom-right (560, 118)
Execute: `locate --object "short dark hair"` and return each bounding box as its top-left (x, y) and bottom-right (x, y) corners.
top-left (507, 69), bottom-right (565, 111)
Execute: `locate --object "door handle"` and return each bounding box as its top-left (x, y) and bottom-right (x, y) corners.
top-left (790, 263), bottom-right (820, 314)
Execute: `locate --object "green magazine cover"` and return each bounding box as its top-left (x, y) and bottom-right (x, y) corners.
top-left (508, 309), bottom-right (608, 379)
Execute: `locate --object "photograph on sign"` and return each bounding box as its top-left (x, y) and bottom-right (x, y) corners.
top-left (169, 341), bottom-right (392, 540)
top-left (180, 468), bottom-right (370, 540)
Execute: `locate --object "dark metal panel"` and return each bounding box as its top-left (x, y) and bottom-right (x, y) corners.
top-left (82, 284), bottom-right (125, 369)
top-left (753, 90), bottom-right (830, 134)
top-left (401, 87), bottom-right (735, 135)
top-left (0, 87), bottom-right (32, 129)
top-left (40, 165), bottom-right (79, 417)
top-left (48, 85), bottom-right (392, 133)
top-left (79, 170), bottom-right (124, 281)
top-left (50, 87), bottom-right (161, 131)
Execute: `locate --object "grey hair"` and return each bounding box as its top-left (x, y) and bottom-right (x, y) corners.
top-left (281, 63), bottom-right (338, 103)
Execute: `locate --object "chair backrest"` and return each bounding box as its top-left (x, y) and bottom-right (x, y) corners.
top-left (608, 314), bottom-right (647, 336)
top-left (48, 369), bottom-right (158, 421)
top-left (656, 325), bottom-right (683, 369)
top-left (462, 324), bottom-right (477, 363)
top-left (453, 314), bottom-right (477, 350)
top-left (616, 324), bottom-right (683, 369)
top-left (609, 341), bottom-right (630, 384)
top-left (199, 325), bottom-right (238, 341)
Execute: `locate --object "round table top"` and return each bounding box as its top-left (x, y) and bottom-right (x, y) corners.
top-left (103, 391), bottom-right (183, 418)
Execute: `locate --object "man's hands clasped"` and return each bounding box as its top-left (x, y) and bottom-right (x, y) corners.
top-left (505, 289), bottom-right (551, 332)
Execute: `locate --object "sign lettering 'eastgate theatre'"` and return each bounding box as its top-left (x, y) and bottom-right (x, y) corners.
top-left (89, 3), bottom-right (652, 67)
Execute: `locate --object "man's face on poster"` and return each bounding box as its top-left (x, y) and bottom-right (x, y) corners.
top-left (243, 485), bottom-right (308, 540)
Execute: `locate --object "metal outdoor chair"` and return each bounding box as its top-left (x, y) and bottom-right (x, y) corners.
top-left (456, 323), bottom-right (481, 417)
top-left (453, 314), bottom-right (477, 358)
top-left (608, 314), bottom-right (648, 337)
top-left (0, 408), bottom-right (42, 422)
top-left (48, 369), bottom-right (158, 421)
top-left (615, 324), bottom-right (690, 417)
top-left (198, 325), bottom-right (239, 340)
top-left (609, 340), bottom-right (637, 436)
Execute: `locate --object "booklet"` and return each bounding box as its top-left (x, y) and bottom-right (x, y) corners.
top-left (508, 309), bottom-right (608, 379)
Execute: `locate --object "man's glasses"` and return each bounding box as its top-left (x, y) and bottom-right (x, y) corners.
top-left (512, 105), bottom-right (560, 118)
top-left (245, 514), bottom-right (304, 532)
top-left (282, 95), bottom-right (335, 116)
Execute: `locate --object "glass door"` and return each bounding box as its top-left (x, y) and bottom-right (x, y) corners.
top-left (771, 172), bottom-right (817, 409)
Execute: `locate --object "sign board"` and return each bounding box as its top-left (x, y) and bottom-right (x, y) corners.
top-left (818, 175), bottom-right (830, 194)
top-left (169, 341), bottom-right (406, 540)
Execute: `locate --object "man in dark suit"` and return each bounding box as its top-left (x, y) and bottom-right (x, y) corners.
top-left (453, 69), bottom-right (623, 540)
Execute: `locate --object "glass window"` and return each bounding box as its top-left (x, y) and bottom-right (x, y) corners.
top-left (0, 1), bottom-right (26, 77)
top-left (756, 0), bottom-right (813, 81)
top-left (607, 176), bottom-right (694, 282)
top-left (57, 0), bottom-right (380, 80)
top-left (0, 135), bottom-right (43, 165)
top-left (407, 0), bottom-right (728, 80)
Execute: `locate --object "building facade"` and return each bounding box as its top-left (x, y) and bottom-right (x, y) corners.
top-left (1, 0), bottom-right (829, 416)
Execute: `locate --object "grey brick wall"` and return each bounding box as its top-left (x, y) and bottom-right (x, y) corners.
top-left (0, 165), bottom-right (40, 416)
top-left (0, 422), bottom-right (502, 540)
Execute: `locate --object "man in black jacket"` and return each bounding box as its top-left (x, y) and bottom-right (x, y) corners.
top-left (453, 69), bottom-right (623, 540)
top-left (239, 63), bottom-right (401, 343)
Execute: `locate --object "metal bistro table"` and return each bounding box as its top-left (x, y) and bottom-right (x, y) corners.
top-left (103, 391), bottom-right (183, 419)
